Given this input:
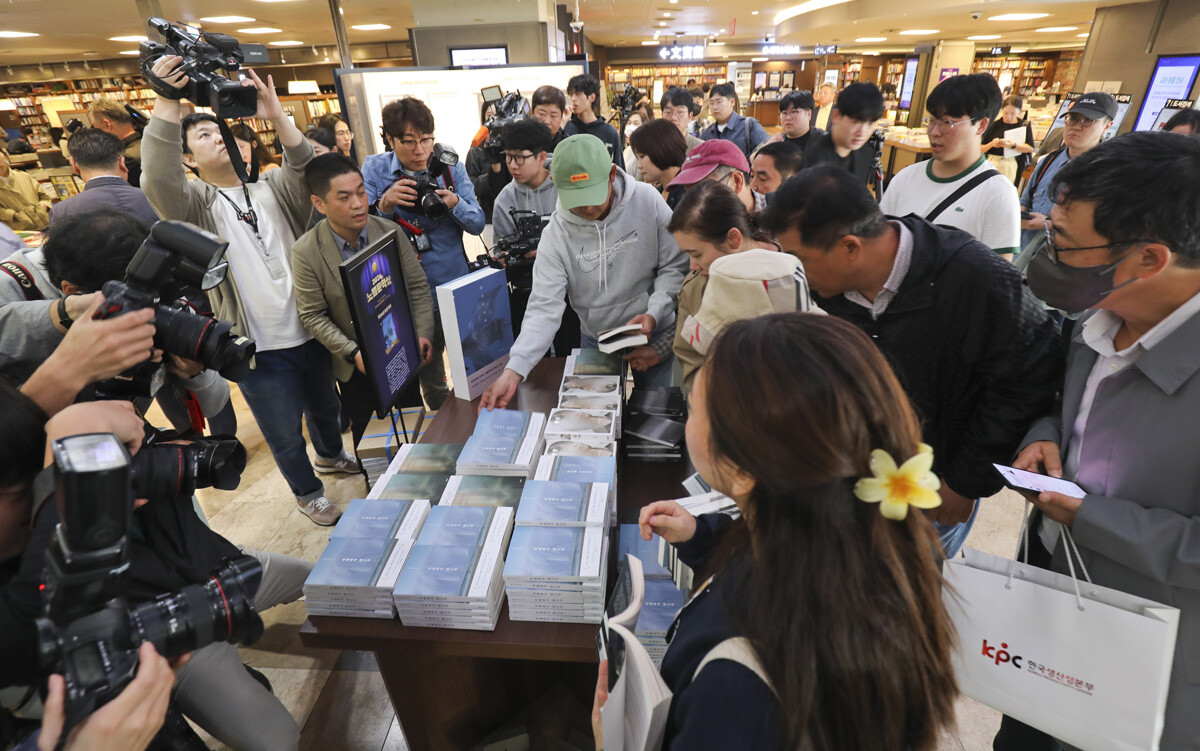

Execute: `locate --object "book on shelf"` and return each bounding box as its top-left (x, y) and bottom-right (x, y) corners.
top-left (439, 474), bottom-right (526, 508)
top-left (514, 480), bottom-right (610, 527)
top-left (436, 266), bottom-right (514, 401)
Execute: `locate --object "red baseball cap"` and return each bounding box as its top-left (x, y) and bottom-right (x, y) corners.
top-left (668, 140), bottom-right (751, 188)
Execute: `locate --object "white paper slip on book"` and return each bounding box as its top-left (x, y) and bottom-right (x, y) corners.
top-left (596, 324), bottom-right (649, 354)
top-left (436, 266), bottom-right (514, 402)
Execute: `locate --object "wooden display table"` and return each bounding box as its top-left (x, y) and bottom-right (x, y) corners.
top-left (882, 138), bottom-right (933, 186)
top-left (300, 358), bottom-right (690, 750)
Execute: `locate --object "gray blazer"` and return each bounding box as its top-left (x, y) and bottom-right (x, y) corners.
top-left (48, 175), bottom-right (160, 228)
top-left (1023, 309), bottom-right (1200, 747)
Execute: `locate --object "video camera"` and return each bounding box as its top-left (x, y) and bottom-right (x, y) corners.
top-left (94, 220), bottom-right (255, 400)
top-left (478, 87), bottom-right (530, 162)
top-left (139, 18), bottom-right (269, 119)
top-left (403, 143), bottom-right (460, 220)
top-left (36, 432), bottom-right (264, 749)
top-left (470, 209), bottom-right (550, 293)
top-left (611, 84), bottom-right (640, 116)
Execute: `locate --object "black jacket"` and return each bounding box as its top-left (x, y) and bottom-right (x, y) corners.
top-left (563, 115), bottom-right (622, 168)
top-left (659, 514), bottom-right (779, 750)
top-left (465, 145), bottom-right (512, 224)
top-left (817, 215), bottom-right (1063, 500)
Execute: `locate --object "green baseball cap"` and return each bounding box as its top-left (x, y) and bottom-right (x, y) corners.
top-left (551, 134), bottom-right (614, 210)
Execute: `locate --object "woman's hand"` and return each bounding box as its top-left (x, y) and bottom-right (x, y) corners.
top-left (639, 500), bottom-right (697, 543)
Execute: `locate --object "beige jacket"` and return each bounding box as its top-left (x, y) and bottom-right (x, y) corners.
top-left (291, 214), bottom-right (435, 382)
top-left (673, 270), bottom-right (706, 394)
top-left (0, 169), bottom-right (49, 231)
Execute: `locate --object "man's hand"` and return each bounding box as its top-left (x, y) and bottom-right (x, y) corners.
top-left (1013, 440), bottom-right (1063, 478)
top-left (39, 642), bottom-right (174, 751)
top-left (625, 313), bottom-right (657, 337)
top-left (638, 500), bottom-right (697, 543)
top-left (419, 337), bottom-right (434, 365)
top-left (1021, 211), bottom-right (1047, 232)
top-left (623, 345), bottom-right (661, 372)
top-left (149, 55), bottom-right (189, 122)
top-left (242, 69), bottom-right (285, 121)
top-left (479, 369), bottom-right (522, 412)
top-left (1029, 491), bottom-right (1083, 527)
top-left (924, 481), bottom-right (977, 526)
top-left (166, 354), bottom-right (204, 380)
top-left (44, 401), bottom-right (146, 466)
top-left (378, 179), bottom-right (418, 214)
top-left (354, 351), bottom-right (366, 374)
top-left (434, 189), bottom-right (460, 211)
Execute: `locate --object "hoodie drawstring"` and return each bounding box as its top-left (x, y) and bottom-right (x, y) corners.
top-left (597, 223), bottom-right (608, 294)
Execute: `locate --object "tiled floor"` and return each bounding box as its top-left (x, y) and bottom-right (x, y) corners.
top-left (180, 385), bottom-right (1027, 751)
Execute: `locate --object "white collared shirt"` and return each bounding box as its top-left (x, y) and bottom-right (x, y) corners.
top-left (844, 221), bottom-right (913, 320)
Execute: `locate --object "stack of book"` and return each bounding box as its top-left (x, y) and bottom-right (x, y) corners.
top-left (304, 498), bottom-right (431, 619)
top-left (392, 505), bottom-right (514, 630)
top-left (368, 443), bottom-right (462, 503)
top-left (503, 524), bottom-right (608, 624)
top-left (457, 408), bottom-right (546, 477)
top-left (617, 526), bottom-right (686, 667)
top-left (624, 387), bottom-right (686, 461)
top-left (561, 349), bottom-right (625, 436)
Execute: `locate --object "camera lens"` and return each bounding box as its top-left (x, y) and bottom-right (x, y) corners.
top-left (129, 555), bottom-right (265, 659)
top-left (153, 304), bottom-right (256, 382)
top-left (130, 438), bottom-right (247, 499)
top-left (420, 191), bottom-right (449, 220)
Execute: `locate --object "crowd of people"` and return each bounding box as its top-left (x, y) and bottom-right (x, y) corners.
top-left (0, 54), bottom-right (1198, 751)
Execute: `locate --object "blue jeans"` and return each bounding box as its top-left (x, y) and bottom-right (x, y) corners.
top-left (237, 339), bottom-right (344, 501)
top-left (934, 498), bottom-right (981, 559)
top-left (580, 333), bottom-right (676, 388)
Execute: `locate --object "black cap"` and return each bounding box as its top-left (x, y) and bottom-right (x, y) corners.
top-left (1071, 92), bottom-right (1118, 121)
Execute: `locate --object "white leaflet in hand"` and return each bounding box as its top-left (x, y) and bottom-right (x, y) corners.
top-left (993, 464), bottom-right (1086, 497)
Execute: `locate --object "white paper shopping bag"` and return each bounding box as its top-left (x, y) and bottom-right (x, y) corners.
top-left (943, 546), bottom-right (1179, 751)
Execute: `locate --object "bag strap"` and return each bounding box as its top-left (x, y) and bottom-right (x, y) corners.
top-left (925, 169), bottom-right (1006, 223)
top-left (1027, 147), bottom-right (1066, 202)
top-left (692, 637), bottom-right (776, 696)
top-left (0, 260), bottom-right (45, 301)
top-left (1008, 500), bottom-right (1094, 611)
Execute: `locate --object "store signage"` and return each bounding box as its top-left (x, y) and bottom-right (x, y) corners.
top-left (814, 44), bottom-right (838, 56)
top-left (659, 45), bottom-right (707, 61)
top-left (990, 46), bottom-right (1011, 56)
top-left (762, 44), bottom-right (802, 56)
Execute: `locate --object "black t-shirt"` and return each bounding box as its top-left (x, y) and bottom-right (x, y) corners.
top-left (982, 119), bottom-right (1034, 158)
top-left (783, 126), bottom-right (823, 154)
top-left (802, 131), bottom-right (873, 185)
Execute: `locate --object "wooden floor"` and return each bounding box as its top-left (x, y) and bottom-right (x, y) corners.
top-left (176, 383), bottom-right (1026, 751)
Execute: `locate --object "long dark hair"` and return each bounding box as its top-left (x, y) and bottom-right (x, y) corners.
top-left (700, 314), bottom-right (957, 750)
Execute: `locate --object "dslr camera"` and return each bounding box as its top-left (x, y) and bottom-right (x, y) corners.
top-left (37, 432), bottom-right (264, 746)
top-left (94, 220), bottom-right (255, 400)
top-left (403, 143), bottom-right (460, 221)
top-left (470, 209), bottom-right (550, 294)
top-left (139, 18), bottom-right (269, 119)
top-left (480, 88), bottom-right (530, 162)
top-left (610, 84), bottom-right (640, 116)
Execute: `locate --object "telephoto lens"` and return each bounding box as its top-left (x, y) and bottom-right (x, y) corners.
top-left (130, 438), bottom-right (247, 500)
top-left (152, 303), bottom-right (256, 381)
top-left (128, 555), bottom-right (265, 658)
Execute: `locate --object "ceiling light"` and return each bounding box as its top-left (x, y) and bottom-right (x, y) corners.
top-left (658, 21), bottom-right (667, 26)
top-left (351, 23), bottom-right (391, 31)
top-left (1077, 32), bottom-right (1090, 38)
top-left (1010, 48), bottom-right (1027, 53)
top-left (200, 16), bottom-right (256, 24)
top-left (0, 31), bottom-right (38, 38)
top-left (270, 40), bottom-right (302, 46)
top-left (774, 0), bottom-right (851, 26)
top-left (751, 57), bottom-right (769, 62)
top-left (237, 27), bottom-right (283, 34)
top-left (899, 29), bottom-right (939, 35)
top-left (109, 35), bottom-right (148, 42)
top-left (988, 13), bottom-right (1049, 22)
top-left (641, 40), bottom-right (659, 45)
top-left (856, 37), bottom-right (886, 42)
top-left (1036, 26), bottom-right (1077, 32)
top-left (661, 12), bottom-right (672, 17)
top-left (668, 0), bottom-right (678, 3)
top-left (751, 10), bottom-right (759, 15)
top-left (967, 35), bottom-right (1001, 41)
top-left (719, 28), bottom-right (727, 33)
top-left (119, 50), bottom-right (140, 55)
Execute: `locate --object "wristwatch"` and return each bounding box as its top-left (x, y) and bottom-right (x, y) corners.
top-left (56, 295), bottom-right (74, 330)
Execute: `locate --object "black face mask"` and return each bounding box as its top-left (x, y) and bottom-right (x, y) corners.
top-left (1025, 239), bottom-right (1140, 314)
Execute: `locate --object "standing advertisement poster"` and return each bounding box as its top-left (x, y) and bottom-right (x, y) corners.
top-left (340, 232), bottom-right (423, 417)
top-left (1133, 55), bottom-right (1200, 131)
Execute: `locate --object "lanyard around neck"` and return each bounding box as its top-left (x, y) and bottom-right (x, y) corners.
top-left (216, 183), bottom-right (260, 238)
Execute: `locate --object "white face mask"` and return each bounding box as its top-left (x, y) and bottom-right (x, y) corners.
top-left (624, 124), bottom-right (639, 138)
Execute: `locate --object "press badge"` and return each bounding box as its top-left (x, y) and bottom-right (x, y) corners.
top-left (264, 255), bottom-right (287, 280)
top-left (414, 233), bottom-right (432, 253)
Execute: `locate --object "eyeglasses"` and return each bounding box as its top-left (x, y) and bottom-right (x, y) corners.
top-left (504, 152), bottom-right (536, 166)
top-left (397, 136), bottom-right (435, 150)
top-left (1063, 113), bottom-right (1098, 128)
top-left (923, 116), bottom-right (975, 133)
top-left (1040, 219), bottom-right (1151, 262)
top-left (780, 108), bottom-right (807, 118)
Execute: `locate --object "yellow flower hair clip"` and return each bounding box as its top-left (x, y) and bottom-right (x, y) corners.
top-left (853, 443), bottom-right (942, 521)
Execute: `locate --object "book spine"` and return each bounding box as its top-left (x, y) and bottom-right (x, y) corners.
top-left (468, 507), bottom-right (513, 599)
top-left (580, 527), bottom-right (605, 580)
top-left (585, 483), bottom-right (609, 526)
top-left (514, 412), bottom-right (546, 470)
top-left (397, 499), bottom-right (431, 539)
top-left (377, 536), bottom-right (417, 589)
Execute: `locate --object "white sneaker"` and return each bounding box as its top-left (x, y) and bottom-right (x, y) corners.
top-left (313, 450), bottom-right (361, 475)
top-left (297, 496), bottom-right (341, 526)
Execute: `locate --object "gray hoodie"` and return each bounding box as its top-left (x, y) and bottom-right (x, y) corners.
top-left (506, 169), bottom-right (688, 378)
top-left (493, 176), bottom-right (558, 241)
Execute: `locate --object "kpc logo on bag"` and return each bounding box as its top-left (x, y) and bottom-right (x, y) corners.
top-left (981, 639), bottom-right (1096, 695)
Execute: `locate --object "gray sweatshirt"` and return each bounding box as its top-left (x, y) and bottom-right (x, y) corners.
top-left (492, 176), bottom-right (558, 241)
top-left (506, 169), bottom-right (688, 378)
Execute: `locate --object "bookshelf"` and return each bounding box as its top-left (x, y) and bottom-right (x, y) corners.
top-left (604, 63), bottom-right (727, 94)
top-left (973, 55), bottom-right (1058, 98)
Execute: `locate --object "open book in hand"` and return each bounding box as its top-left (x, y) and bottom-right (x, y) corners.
top-left (597, 324), bottom-right (649, 354)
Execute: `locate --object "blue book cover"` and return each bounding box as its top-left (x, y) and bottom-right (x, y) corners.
top-left (417, 505), bottom-right (493, 550)
top-left (618, 524), bottom-right (672, 578)
top-left (331, 498), bottom-right (411, 540)
top-left (473, 408), bottom-right (531, 440)
top-left (458, 434), bottom-right (519, 467)
top-left (549, 455), bottom-right (617, 485)
top-left (637, 579), bottom-right (686, 636)
top-left (515, 481), bottom-right (589, 524)
top-left (379, 472), bottom-right (451, 501)
top-left (503, 526), bottom-right (583, 578)
top-left (307, 537), bottom-right (395, 588)
top-left (437, 266), bottom-right (514, 401)
top-left (393, 544), bottom-right (477, 597)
